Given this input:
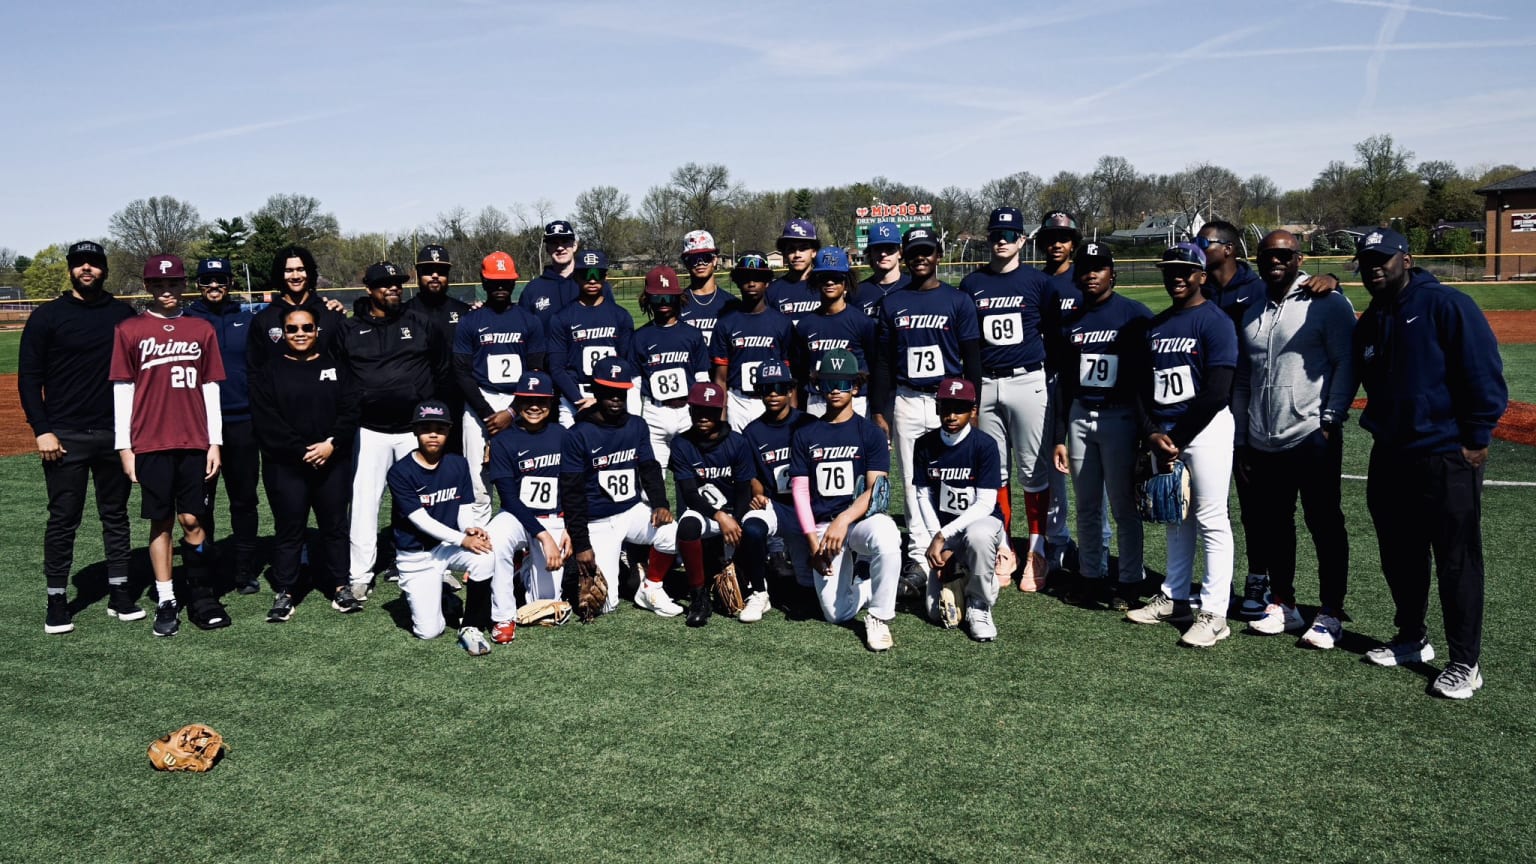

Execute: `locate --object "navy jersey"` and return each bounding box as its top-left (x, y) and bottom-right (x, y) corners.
top-left (912, 427), bottom-right (1005, 528)
top-left (711, 306), bottom-right (795, 392)
top-left (1145, 301), bottom-right (1238, 424)
top-left (487, 421), bottom-right (565, 536)
top-left (1204, 261), bottom-right (1264, 325)
top-left (630, 321), bottom-right (709, 403)
top-left (560, 415), bottom-right (655, 519)
top-left (1041, 267), bottom-right (1083, 370)
top-left (388, 453), bottom-right (474, 554)
top-left (743, 409), bottom-right (818, 507)
top-left (855, 274), bottom-right (909, 319)
top-left (670, 430), bottom-right (754, 515)
top-left (1061, 293), bottom-right (1154, 407)
top-left (453, 303), bottom-right (547, 395)
top-left (767, 276), bottom-right (822, 327)
top-left (518, 267), bottom-right (616, 317)
top-left (679, 286), bottom-right (736, 351)
top-left (547, 301), bottom-right (634, 402)
top-left (960, 266), bottom-right (1050, 371)
top-left (789, 414), bottom-right (890, 524)
top-left (1041, 266), bottom-right (1077, 308)
top-left (795, 305), bottom-right (877, 376)
top-left (877, 284), bottom-right (980, 389)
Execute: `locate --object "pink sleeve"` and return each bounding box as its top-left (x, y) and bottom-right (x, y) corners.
top-left (791, 476), bottom-right (817, 535)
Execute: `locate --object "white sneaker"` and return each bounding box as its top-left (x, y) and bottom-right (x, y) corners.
top-left (966, 603), bottom-right (996, 642)
top-left (350, 580), bottom-right (371, 601)
top-left (864, 615), bottom-right (894, 651)
top-left (1429, 662), bottom-right (1483, 700)
top-left (1249, 603), bottom-right (1305, 635)
top-left (1301, 613), bottom-right (1343, 649)
top-left (457, 626), bottom-right (491, 656)
top-left (634, 580), bottom-right (683, 617)
top-left (1364, 635), bottom-right (1434, 667)
top-left (739, 591), bottom-right (770, 623)
top-left (1180, 611), bottom-right (1231, 648)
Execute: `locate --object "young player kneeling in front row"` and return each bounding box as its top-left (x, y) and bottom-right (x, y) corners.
top-left (736, 362), bottom-right (819, 620)
top-left (912, 378), bottom-right (1008, 642)
top-left (790, 349), bottom-right (902, 651)
top-left (387, 401), bottom-right (498, 655)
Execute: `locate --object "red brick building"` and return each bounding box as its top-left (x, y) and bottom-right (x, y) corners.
top-left (1478, 170), bottom-right (1536, 280)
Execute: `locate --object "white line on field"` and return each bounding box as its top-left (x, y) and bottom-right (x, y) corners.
top-left (1341, 474), bottom-right (1536, 487)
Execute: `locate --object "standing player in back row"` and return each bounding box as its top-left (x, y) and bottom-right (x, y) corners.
top-left (631, 265), bottom-right (710, 469)
top-left (854, 221), bottom-right (910, 319)
top-left (547, 250), bottom-right (634, 427)
top-left (871, 227), bottom-right (982, 588)
top-left (794, 247), bottom-right (876, 417)
top-left (767, 219), bottom-right (824, 327)
top-left (678, 230), bottom-right (736, 351)
top-left (962, 207), bottom-right (1054, 591)
top-left (1035, 211), bottom-right (1086, 576)
top-left (713, 252), bottom-right (795, 432)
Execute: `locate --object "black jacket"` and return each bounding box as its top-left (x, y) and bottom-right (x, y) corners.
top-left (337, 297), bottom-right (449, 433)
top-left (248, 293), bottom-right (345, 372)
top-left (18, 290), bottom-right (135, 435)
top-left (250, 353), bottom-right (360, 461)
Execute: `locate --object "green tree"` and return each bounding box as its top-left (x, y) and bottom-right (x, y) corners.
top-left (13, 254), bottom-right (31, 275)
top-left (792, 188), bottom-right (813, 219)
top-left (1349, 135), bottom-right (1417, 225)
top-left (22, 245), bottom-right (69, 299)
top-left (205, 217), bottom-right (251, 260)
top-left (1407, 226), bottom-right (1431, 254)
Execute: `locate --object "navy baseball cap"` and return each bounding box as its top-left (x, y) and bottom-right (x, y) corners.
top-left (755, 361), bottom-right (794, 387)
top-left (866, 222), bottom-right (902, 248)
top-left (777, 218), bottom-right (820, 247)
top-left (988, 208), bottom-right (1025, 232)
top-left (591, 356), bottom-right (637, 390)
top-left (364, 261), bottom-right (408, 287)
top-left (575, 249), bottom-right (609, 271)
top-left (812, 247), bottom-right (851, 275)
top-left (1074, 242), bottom-right (1115, 268)
top-left (1355, 228), bottom-right (1410, 258)
top-left (1156, 243), bottom-right (1207, 269)
top-left (196, 258), bottom-right (233, 280)
top-left (544, 220), bottom-right (576, 240)
top-left (816, 348), bottom-right (861, 380)
top-left (67, 241), bottom-right (108, 268)
top-left (514, 371), bottom-right (556, 399)
top-left (1037, 210), bottom-right (1082, 241)
top-left (902, 226), bottom-right (940, 253)
top-left (417, 244), bottom-right (451, 266)
top-left (411, 400), bottom-right (453, 427)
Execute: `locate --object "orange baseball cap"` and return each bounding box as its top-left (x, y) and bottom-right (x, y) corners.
top-left (481, 251), bottom-right (519, 281)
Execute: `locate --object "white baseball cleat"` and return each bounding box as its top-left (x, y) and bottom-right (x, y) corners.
top-left (458, 626), bottom-right (492, 656)
top-left (864, 615), bottom-right (894, 652)
top-left (635, 581), bottom-right (684, 617)
top-left (739, 591), bottom-right (770, 623)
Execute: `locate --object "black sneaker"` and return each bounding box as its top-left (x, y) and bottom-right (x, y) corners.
top-left (1107, 584), bottom-right (1134, 613)
top-left (686, 586), bottom-right (711, 628)
top-left (267, 592), bottom-right (295, 623)
top-left (107, 585), bottom-right (146, 621)
top-left (45, 594), bottom-right (74, 635)
top-left (237, 577), bottom-right (261, 596)
top-left (152, 600), bottom-right (180, 637)
top-left (331, 586), bottom-right (364, 614)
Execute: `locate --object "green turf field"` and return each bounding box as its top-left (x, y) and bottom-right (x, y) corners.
top-left (2, 291), bottom-right (1533, 863)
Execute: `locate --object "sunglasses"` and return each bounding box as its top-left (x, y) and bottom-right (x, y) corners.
top-left (682, 253), bottom-right (716, 266)
top-left (1194, 236), bottom-right (1233, 251)
top-left (867, 244), bottom-right (900, 256)
top-left (816, 379), bottom-right (856, 394)
top-left (283, 323), bottom-right (317, 334)
top-left (1257, 248), bottom-right (1298, 262)
top-left (418, 265), bottom-right (451, 276)
top-left (757, 383), bottom-right (795, 396)
top-left (582, 269), bottom-right (607, 283)
top-left (988, 229), bottom-right (1022, 244)
top-left (197, 278), bottom-right (231, 288)
top-left (902, 247), bottom-right (937, 259)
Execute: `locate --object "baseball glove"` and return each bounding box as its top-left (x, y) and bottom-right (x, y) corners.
top-left (1137, 458), bottom-right (1191, 524)
top-left (148, 723), bottom-right (225, 773)
top-left (575, 558), bottom-right (607, 623)
top-left (854, 474), bottom-right (891, 516)
top-left (515, 599), bottom-right (572, 627)
top-left (713, 561), bottom-right (744, 616)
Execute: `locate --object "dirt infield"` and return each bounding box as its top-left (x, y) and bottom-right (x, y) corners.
top-left (3, 310), bottom-right (1535, 457)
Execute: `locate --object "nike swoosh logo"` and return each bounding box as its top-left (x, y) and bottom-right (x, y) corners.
top-left (1236, 296), bottom-right (1250, 304)
top-left (478, 327), bottom-right (490, 332)
top-left (517, 450), bottom-right (530, 456)
top-left (1072, 327), bottom-right (1083, 333)
top-left (1406, 316), bottom-right (1419, 324)
top-left (358, 329), bottom-right (372, 334)
top-left (232, 322), bottom-right (245, 327)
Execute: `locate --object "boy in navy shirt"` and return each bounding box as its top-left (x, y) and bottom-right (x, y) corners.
top-left (794, 247), bottom-right (876, 417)
top-left (855, 221), bottom-right (910, 318)
top-left (767, 219), bottom-right (823, 327)
top-left (737, 362), bottom-right (819, 620)
top-left (547, 250), bottom-right (635, 427)
top-left (631, 265), bottom-right (710, 469)
top-left (713, 252), bottom-right (795, 432)
top-left (791, 349), bottom-right (902, 651)
top-left (386, 401), bottom-right (496, 655)
top-left (678, 229), bottom-right (736, 350)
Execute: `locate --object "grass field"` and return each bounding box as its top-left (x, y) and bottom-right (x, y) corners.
top-left (2, 292), bottom-right (1534, 863)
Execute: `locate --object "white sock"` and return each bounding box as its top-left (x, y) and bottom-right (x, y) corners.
top-left (155, 580), bottom-right (176, 604)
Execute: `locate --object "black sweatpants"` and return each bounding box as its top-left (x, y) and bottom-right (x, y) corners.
top-left (262, 454), bottom-right (352, 593)
top-left (42, 428), bottom-right (132, 590)
top-left (204, 419), bottom-right (262, 572)
top-left (1234, 464), bottom-right (1266, 578)
top-left (1366, 445), bottom-right (1487, 666)
top-left (1245, 429), bottom-right (1349, 612)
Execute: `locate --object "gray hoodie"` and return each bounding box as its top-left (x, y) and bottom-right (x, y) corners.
top-left (1232, 272), bottom-right (1358, 452)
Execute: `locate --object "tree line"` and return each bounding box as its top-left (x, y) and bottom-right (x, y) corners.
top-left (2, 134), bottom-right (1524, 299)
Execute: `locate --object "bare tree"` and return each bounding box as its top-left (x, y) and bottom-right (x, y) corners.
top-left (980, 171), bottom-right (1043, 216)
top-left (669, 162), bottom-right (737, 231)
top-left (108, 196), bottom-right (205, 261)
top-left (509, 198), bottom-right (557, 268)
top-left (1039, 171), bottom-right (1101, 228)
top-left (638, 186), bottom-right (684, 265)
top-left (1092, 156), bottom-right (1152, 231)
top-left (252, 193), bottom-right (340, 244)
top-left (573, 185), bottom-right (632, 258)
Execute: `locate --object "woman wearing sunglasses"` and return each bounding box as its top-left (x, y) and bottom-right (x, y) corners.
top-left (250, 306), bottom-right (360, 622)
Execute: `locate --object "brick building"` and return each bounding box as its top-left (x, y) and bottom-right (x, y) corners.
top-left (1478, 170), bottom-right (1536, 280)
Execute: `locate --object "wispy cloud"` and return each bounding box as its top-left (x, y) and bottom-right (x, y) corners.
top-left (113, 112), bottom-right (345, 159)
top-left (1361, 1), bottom-right (1410, 111)
top-left (1331, 0), bottom-right (1506, 20)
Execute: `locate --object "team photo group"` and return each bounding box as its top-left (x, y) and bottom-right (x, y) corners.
top-left (19, 208), bottom-right (1507, 700)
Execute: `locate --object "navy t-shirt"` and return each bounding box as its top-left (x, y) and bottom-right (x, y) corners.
top-left (679, 286), bottom-right (737, 351)
top-left (743, 409), bottom-right (818, 507)
top-left (789, 414), bottom-right (890, 524)
top-left (768, 276), bottom-right (822, 327)
top-left (560, 415), bottom-right (655, 519)
top-left (630, 321), bottom-right (709, 403)
top-left (711, 307), bottom-right (795, 393)
top-left (877, 284), bottom-right (980, 389)
top-left (1145, 301), bottom-right (1238, 424)
top-left (1061, 293), bottom-right (1154, 407)
top-left (547, 300), bottom-right (634, 402)
top-left (911, 427), bottom-right (1005, 527)
top-left (794, 305), bottom-right (877, 375)
top-left (960, 266), bottom-right (1049, 371)
top-left (388, 453), bottom-right (474, 553)
top-left (454, 303), bottom-right (547, 395)
top-left (487, 422), bottom-right (565, 535)
top-left (855, 274), bottom-right (909, 319)
top-left (670, 430), bottom-right (754, 515)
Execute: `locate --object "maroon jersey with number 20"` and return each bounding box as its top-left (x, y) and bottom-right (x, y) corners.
top-left (109, 313), bottom-right (226, 453)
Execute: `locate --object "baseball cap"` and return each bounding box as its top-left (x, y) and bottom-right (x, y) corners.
top-left (816, 348), bottom-right (861, 380)
top-left (988, 207), bottom-right (1025, 232)
top-left (144, 254), bottom-right (186, 280)
top-left (417, 244), bottom-right (451, 266)
top-left (902, 226), bottom-right (940, 253)
top-left (681, 230), bottom-right (717, 256)
top-left (196, 258), bottom-right (233, 280)
top-left (1037, 210), bottom-right (1082, 241)
top-left (591, 356), bottom-right (637, 390)
top-left (812, 247), bottom-right (851, 275)
top-left (687, 381), bottom-right (726, 409)
top-left (755, 361), bottom-right (794, 387)
top-left (644, 265), bottom-right (682, 295)
top-left (777, 218), bottom-right (820, 247)
top-left (363, 261), bottom-right (408, 287)
top-left (411, 400), bottom-right (453, 427)
top-left (935, 377), bottom-right (978, 404)
top-left (544, 220), bottom-right (576, 240)
top-left (66, 241), bottom-right (108, 268)
top-left (1156, 243), bottom-right (1207, 269)
top-left (481, 251), bottom-right (519, 281)
top-left (575, 249), bottom-right (609, 271)
top-left (1355, 228), bottom-right (1410, 258)
top-left (513, 371), bottom-right (556, 399)
top-left (1074, 242), bottom-right (1115, 269)
top-left (731, 251), bottom-right (773, 278)
top-left (866, 222), bottom-right (902, 248)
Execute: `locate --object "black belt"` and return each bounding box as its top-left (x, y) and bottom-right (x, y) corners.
top-left (983, 361), bottom-right (1044, 378)
top-left (1076, 399), bottom-right (1131, 410)
top-left (901, 383), bottom-right (940, 393)
top-left (649, 396), bottom-right (688, 409)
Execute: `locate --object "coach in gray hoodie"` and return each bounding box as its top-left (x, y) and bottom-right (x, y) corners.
top-left (1232, 230), bottom-right (1358, 648)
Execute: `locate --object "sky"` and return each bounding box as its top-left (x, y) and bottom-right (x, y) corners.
top-left (4, 0), bottom-right (1535, 255)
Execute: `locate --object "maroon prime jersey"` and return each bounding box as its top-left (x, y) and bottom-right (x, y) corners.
top-left (109, 313), bottom-right (226, 453)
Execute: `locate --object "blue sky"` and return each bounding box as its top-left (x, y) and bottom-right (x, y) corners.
top-left (4, 0), bottom-right (1534, 255)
